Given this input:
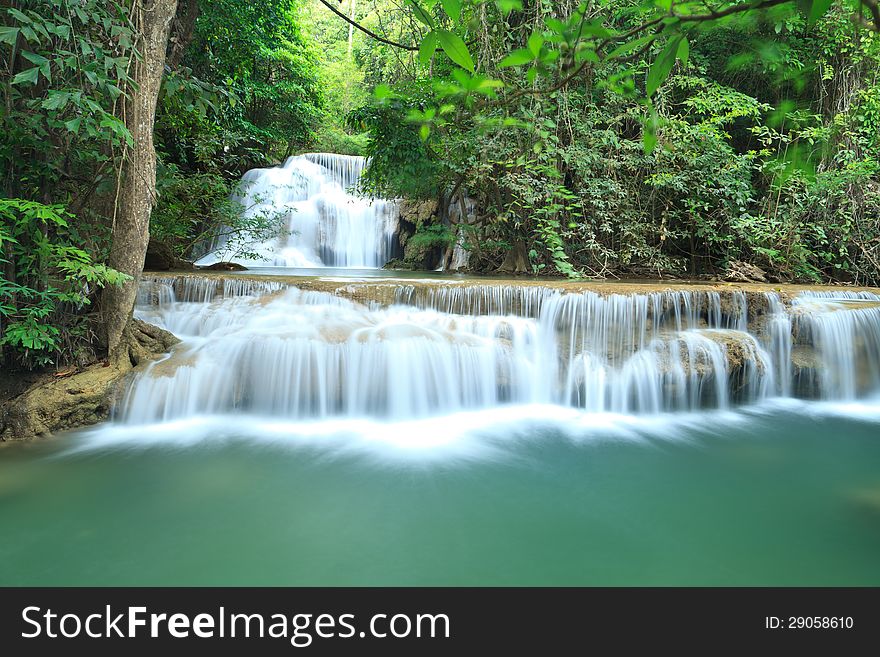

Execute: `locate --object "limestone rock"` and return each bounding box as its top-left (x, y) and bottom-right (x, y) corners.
top-left (398, 199), bottom-right (439, 225)
top-left (0, 320), bottom-right (179, 440)
top-left (198, 261), bottom-right (248, 271)
top-left (723, 260), bottom-right (768, 283)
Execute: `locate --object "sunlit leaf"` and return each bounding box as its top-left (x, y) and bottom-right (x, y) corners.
top-left (441, 0), bottom-right (461, 22)
top-left (408, 1), bottom-right (436, 29)
top-left (496, 0), bottom-right (523, 14)
top-left (499, 48), bottom-right (535, 67)
top-left (419, 30), bottom-right (439, 66)
top-left (646, 35), bottom-right (682, 97)
top-left (527, 32), bottom-right (544, 56)
top-left (438, 29), bottom-right (474, 72)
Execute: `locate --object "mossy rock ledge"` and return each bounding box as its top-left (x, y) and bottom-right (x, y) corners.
top-left (0, 319), bottom-right (179, 441)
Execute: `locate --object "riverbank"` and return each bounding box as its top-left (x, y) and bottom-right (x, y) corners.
top-left (0, 320), bottom-right (179, 441)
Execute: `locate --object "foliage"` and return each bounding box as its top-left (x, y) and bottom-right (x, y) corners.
top-left (408, 223), bottom-right (454, 250)
top-left (152, 0), bottom-right (325, 264)
top-left (0, 199), bottom-right (128, 368)
top-left (0, 0), bottom-right (134, 368)
top-left (333, 0), bottom-right (880, 282)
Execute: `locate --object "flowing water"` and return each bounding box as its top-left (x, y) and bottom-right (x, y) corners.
top-left (2, 279), bottom-right (880, 585)
top-left (3, 155), bottom-right (880, 586)
top-left (195, 153), bottom-right (399, 268)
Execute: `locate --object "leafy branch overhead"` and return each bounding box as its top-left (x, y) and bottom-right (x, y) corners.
top-left (360, 0), bottom-right (880, 150)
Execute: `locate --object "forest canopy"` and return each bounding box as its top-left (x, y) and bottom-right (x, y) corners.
top-left (1, 0), bottom-right (879, 371)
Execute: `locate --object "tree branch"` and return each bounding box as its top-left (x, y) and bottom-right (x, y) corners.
top-left (862, 0), bottom-right (880, 31)
top-left (317, 0), bottom-right (418, 51)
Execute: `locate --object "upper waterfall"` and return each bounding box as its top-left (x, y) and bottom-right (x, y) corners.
top-left (195, 153), bottom-right (399, 269)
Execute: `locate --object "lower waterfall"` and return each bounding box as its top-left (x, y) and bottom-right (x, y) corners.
top-left (124, 279), bottom-right (880, 424)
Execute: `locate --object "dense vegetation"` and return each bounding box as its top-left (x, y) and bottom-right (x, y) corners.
top-left (2, 0), bottom-right (879, 372)
top-left (335, 1), bottom-right (880, 283)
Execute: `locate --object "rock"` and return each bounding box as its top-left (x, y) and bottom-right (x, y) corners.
top-left (402, 239), bottom-right (441, 270)
top-left (0, 320), bottom-right (179, 440)
top-left (0, 363), bottom-right (127, 440)
top-left (849, 486), bottom-right (880, 514)
top-left (398, 199), bottom-right (439, 225)
top-left (198, 261), bottom-right (248, 271)
top-left (383, 258), bottom-right (415, 271)
top-left (723, 260), bottom-right (768, 283)
top-left (144, 238), bottom-right (194, 271)
top-left (125, 319), bottom-right (180, 367)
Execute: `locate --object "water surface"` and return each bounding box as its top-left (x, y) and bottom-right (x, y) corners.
top-left (2, 402), bottom-right (879, 586)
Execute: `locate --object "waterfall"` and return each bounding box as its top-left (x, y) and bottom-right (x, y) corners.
top-left (195, 153), bottom-right (399, 268)
top-left (118, 280), bottom-right (880, 425)
top-left (791, 291), bottom-right (880, 399)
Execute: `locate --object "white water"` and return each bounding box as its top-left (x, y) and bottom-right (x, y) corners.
top-left (195, 153), bottom-right (399, 268)
top-left (121, 279), bottom-right (880, 429)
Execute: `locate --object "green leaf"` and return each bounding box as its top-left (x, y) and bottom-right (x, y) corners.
top-left (408, 1), bottom-right (436, 29)
top-left (6, 8), bottom-right (30, 24)
top-left (21, 50), bottom-right (50, 83)
top-left (643, 127), bottom-right (657, 154)
top-left (11, 67), bottom-right (40, 86)
top-left (646, 35), bottom-right (682, 97)
top-left (499, 48), bottom-right (535, 67)
top-left (579, 22), bottom-right (613, 39)
top-left (808, 0), bottom-right (833, 24)
top-left (437, 29), bottom-right (474, 72)
top-left (605, 34), bottom-right (655, 60)
top-left (676, 36), bottom-right (689, 68)
top-left (527, 32), bottom-right (544, 56)
top-left (0, 26), bottom-right (20, 45)
top-left (441, 0), bottom-right (461, 22)
top-left (643, 110), bottom-right (660, 154)
top-left (21, 50), bottom-right (48, 67)
top-left (574, 48), bottom-right (599, 64)
top-left (41, 91), bottom-right (70, 111)
top-left (63, 117), bottom-right (81, 134)
top-left (496, 0), bottom-right (522, 14)
top-left (545, 18), bottom-right (566, 34)
top-left (373, 84), bottom-right (394, 100)
top-left (419, 30), bottom-right (439, 66)
top-left (419, 124), bottom-right (431, 141)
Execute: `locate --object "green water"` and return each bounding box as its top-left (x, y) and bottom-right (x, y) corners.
top-left (2, 407), bottom-right (880, 586)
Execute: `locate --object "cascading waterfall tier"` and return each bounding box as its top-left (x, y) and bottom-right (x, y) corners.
top-left (195, 153), bottom-right (399, 268)
top-left (122, 280), bottom-right (880, 425)
top-left (791, 291), bottom-right (880, 399)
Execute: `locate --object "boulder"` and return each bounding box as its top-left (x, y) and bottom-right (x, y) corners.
top-left (398, 198), bottom-right (439, 225)
top-left (144, 238), bottom-right (194, 271)
top-left (723, 260), bottom-right (768, 283)
top-left (198, 261), bottom-right (248, 271)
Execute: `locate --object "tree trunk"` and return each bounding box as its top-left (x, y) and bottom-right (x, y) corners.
top-left (166, 0), bottom-right (199, 70)
top-left (497, 241), bottom-right (529, 274)
top-left (102, 0), bottom-right (178, 366)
